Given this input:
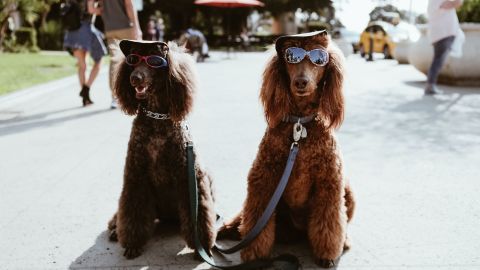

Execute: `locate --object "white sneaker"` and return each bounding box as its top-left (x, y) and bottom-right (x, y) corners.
top-left (110, 99), bottom-right (118, 109)
top-left (425, 84), bottom-right (441, 95)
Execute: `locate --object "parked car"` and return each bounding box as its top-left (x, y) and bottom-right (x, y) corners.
top-left (358, 21), bottom-right (395, 59)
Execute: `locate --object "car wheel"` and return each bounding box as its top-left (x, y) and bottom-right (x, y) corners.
top-left (360, 44), bottom-right (365, 57)
top-left (384, 46), bottom-right (393, 59)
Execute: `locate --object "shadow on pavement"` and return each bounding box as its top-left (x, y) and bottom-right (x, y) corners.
top-left (344, 84), bottom-right (480, 155)
top-left (0, 108), bottom-right (113, 137)
top-left (0, 106), bottom-right (82, 123)
top-left (69, 223), bottom-right (344, 269)
top-left (69, 223), bottom-right (205, 270)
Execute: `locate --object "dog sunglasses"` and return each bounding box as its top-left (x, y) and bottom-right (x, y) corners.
top-left (125, 54), bottom-right (168, 68)
top-left (284, 47), bottom-right (329, 66)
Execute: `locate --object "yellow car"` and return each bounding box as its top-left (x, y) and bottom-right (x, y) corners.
top-left (358, 21), bottom-right (395, 59)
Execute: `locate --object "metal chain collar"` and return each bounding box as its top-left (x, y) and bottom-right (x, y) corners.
top-left (140, 106), bottom-right (171, 120)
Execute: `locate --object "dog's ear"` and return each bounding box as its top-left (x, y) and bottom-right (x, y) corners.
top-left (318, 43), bottom-right (345, 130)
top-left (165, 44), bottom-right (195, 122)
top-left (260, 54), bottom-right (292, 128)
top-left (114, 60), bottom-right (138, 115)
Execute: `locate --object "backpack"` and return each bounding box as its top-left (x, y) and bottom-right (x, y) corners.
top-left (60, 0), bottom-right (82, 31)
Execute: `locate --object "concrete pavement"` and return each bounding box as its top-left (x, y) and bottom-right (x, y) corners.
top-left (1, 52), bottom-right (480, 270)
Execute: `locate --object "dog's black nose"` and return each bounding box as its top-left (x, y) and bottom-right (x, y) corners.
top-left (130, 73), bottom-right (144, 86)
top-left (294, 77), bottom-right (308, 90)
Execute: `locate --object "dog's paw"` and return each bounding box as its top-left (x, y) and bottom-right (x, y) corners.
top-left (314, 258), bottom-right (336, 268)
top-left (241, 248), bottom-right (263, 262)
top-left (343, 237), bottom-right (351, 252)
top-left (108, 229), bottom-right (118, 242)
top-left (123, 247), bottom-right (143, 259)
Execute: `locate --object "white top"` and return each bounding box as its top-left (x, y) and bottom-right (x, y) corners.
top-left (427, 0), bottom-right (461, 43)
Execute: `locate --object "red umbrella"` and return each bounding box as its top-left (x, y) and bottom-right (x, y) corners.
top-left (194, 0), bottom-right (264, 8)
top-left (194, 0), bottom-right (263, 57)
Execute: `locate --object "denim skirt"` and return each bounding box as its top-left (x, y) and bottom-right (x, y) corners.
top-left (63, 21), bottom-right (107, 62)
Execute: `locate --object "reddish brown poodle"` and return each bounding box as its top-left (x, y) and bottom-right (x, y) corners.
top-left (107, 40), bottom-right (216, 259)
top-left (219, 31), bottom-right (355, 268)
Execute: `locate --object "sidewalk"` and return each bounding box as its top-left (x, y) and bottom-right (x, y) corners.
top-left (0, 52), bottom-right (479, 270)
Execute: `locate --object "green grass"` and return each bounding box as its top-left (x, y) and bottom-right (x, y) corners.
top-left (0, 52), bottom-right (77, 95)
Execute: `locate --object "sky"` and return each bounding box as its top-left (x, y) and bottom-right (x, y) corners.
top-left (335, 0), bottom-right (429, 32)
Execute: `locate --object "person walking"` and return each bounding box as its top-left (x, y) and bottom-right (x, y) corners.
top-left (426, 0), bottom-right (464, 95)
top-left (62, 0), bottom-right (107, 106)
top-left (98, 0), bottom-right (142, 109)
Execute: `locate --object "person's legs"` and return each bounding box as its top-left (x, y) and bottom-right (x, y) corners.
top-left (426, 36), bottom-right (455, 95)
top-left (78, 58), bottom-right (102, 106)
top-left (86, 59), bottom-right (102, 87)
top-left (73, 49), bottom-right (87, 88)
top-left (73, 49), bottom-right (93, 106)
top-left (106, 37), bottom-right (117, 92)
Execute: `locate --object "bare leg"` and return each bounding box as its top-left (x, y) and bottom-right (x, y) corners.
top-left (73, 49), bottom-right (87, 88)
top-left (86, 59), bottom-right (102, 87)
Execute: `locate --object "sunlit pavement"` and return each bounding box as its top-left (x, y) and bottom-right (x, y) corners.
top-left (1, 52), bottom-right (479, 270)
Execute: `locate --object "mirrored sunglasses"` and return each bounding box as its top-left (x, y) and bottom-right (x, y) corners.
top-left (125, 54), bottom-right (168, 68)
top-left (284, 47), bottom-right (329, 66)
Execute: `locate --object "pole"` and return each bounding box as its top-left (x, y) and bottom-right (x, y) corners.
top-left (409, 0), bottom-right (414, 24)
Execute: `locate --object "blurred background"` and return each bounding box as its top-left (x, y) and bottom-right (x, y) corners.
top-left (2, 0), bottom-right (480, 95)
top-left (1, 1), bottom-right (480, 269)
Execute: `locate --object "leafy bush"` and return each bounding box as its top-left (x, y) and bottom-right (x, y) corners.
top-left (38, 20), bottom-right (63, 50)
top-left (3, 27), bottom-right (39, 52)
top-left (457, 0), bottom-right (480, 23)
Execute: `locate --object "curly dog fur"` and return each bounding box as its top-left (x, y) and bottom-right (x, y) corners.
top-left (218, 32), bottom-right (355, 268)
top-left (107, 41), bottom-right (216, 259)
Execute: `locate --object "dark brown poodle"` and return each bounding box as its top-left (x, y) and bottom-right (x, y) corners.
top-left (219, 31), bottom-right (355, 268)
top-left (107, 40), bottom-right (216, 259)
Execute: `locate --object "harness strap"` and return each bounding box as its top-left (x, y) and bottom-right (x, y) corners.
top-left (187, 142), bottom-right (300, 270)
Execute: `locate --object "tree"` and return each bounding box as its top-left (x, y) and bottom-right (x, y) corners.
top-left (369, 4), bottom-right (404, 22)
top-left (0, 0), bottom-right (60, 51)
top-left (0, 0), bottom-right (18, 51)
top-left (457, 0), bottom-right (480, 22)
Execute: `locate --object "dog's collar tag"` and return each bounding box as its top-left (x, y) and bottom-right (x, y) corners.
top-left (293, 121), bottom-right (307, 142)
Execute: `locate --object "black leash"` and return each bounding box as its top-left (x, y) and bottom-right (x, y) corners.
top-left (187, 115), bottom-right (315, 269)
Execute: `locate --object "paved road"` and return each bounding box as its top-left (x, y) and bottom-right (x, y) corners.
top-left (1, 52), bottom-right (480, 270)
